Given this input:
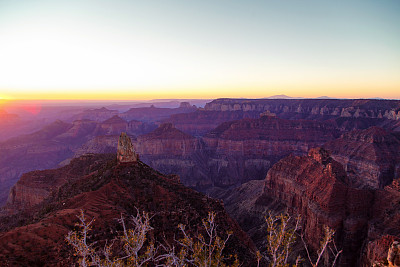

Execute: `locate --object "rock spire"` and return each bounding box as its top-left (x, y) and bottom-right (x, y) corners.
top-left (117, 132), bottom-right (138, 163)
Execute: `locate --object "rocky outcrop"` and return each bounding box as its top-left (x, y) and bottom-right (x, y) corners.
top-left (222, 147), bottom-right (400, 266)
top-left (324, 127), bottom-right (400, 189)
top-left (205, 98), bottom-right (400, 120)
top-left (388, 241), bottom-right (400, 267)
top-left (117, 132), bottom-right (138, 163)
top-left (0, 154), bottom-right (256, 266)
top-left (262, 148), bottom-right (372, 266)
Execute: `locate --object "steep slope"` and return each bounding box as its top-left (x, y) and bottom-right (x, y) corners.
top-left (223, 147), bottom-right (400, 266)
top-left (0, 154), bottom-right (256, 266)
top-left (202, 115), bottom-right (339, 187)
top-left (324, 127), bottom-right (400, 188)
top-left (136, 123), bottom-right (201, 156)
top-left (134, 123), bottom-right (210, 189)
top-left (6, 154), bottom-right (112, 209)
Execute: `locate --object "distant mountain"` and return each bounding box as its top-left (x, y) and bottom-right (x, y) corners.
top-left (265, 94), bottom-right (304, 99)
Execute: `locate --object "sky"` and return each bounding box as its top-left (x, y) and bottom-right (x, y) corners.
top-left (0, 0), bottom-right (399, 100)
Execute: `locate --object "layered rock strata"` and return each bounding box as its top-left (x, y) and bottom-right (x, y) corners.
top-left (205, 98), bottom-right (400, 120)
top-left (324, 126), bottom-right (400, 189)
top-left (0, 154), bottom-right (256, 266)
top-left (223, 147), bottom-right (400, 266)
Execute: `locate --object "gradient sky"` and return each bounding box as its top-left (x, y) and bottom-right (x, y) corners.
top-left (0, 0), bottom-right (399, 100)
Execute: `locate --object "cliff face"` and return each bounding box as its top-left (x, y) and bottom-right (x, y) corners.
top-left (0, 154), bottom-right (256, 266)
top-left (134, 123), bottom-right (209, 189)
top-left (136, 123), bottom-right (201, 156)
top-left (165, 110), bottom-right (261, 136)
top-left (205, 98), bottom-right (400, 120)
top-left (117, 132), bottom-right (138, 163)
top-left (94, 115), bottom-right (128, 135)
top-left (75, 116), bottom-right (339, 192)
top-left (324, 126), bottom-right (400, 189)
top-left (74, 135), bottom-right (120, 157)
top-left (263, 148), bottom-right (372, 266)
top-left (223, 147), bottom-right (400, 266)
top-left (203, 116), bottom-right (339, 156)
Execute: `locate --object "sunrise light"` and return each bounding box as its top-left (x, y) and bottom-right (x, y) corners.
top-left (0, 0), bottom-right (399, 100)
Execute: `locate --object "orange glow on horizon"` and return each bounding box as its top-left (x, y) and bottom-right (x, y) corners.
top-left (2, 82), bottom-right (399, 101)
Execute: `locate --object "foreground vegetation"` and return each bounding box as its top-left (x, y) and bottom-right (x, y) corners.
top-left (67, 209), bottom-right (342, 266)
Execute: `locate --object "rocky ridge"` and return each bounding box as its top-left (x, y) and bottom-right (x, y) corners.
top-left (0, 154), bottom-right (256, 266)
top-left (223, 147), bottom-right (400, 266)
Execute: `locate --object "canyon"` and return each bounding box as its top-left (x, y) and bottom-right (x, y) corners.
top-left (1, 152), bottom-right (256, 265)
top-left (222, 146), bottom-right (400, 266)
top-left (1, 98), bottom-right (400, 266)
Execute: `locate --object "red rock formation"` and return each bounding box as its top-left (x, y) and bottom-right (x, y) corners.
top-left (222, 147), bottom-right (400, 266)
top-left (73, 116), bottom-right (341, 192)
top-left (388, 241), bottom-right (400, 267)
top-left (324, 127), bottom-right (400, 189)
top-left (136, 123), bottom-right (201, 156)
top-left (6, 154), bottom-right (113, 209)
top-left (0, 154), bottom-right (256, 266)
top-left (203, 116), bottom-right (339, 157)
top-left (117, 132), bottom-right (138, 163)
top-left (263, 148), bottom-right (368, 265)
